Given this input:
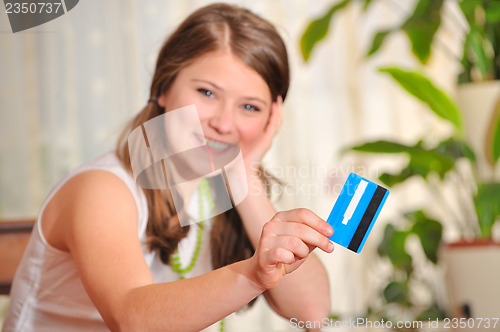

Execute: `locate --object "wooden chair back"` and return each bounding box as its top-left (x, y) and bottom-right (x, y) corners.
top-left (0, 220), bottom-right (35, 294)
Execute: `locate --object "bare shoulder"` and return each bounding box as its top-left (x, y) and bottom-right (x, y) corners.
top-left (42, 170), bottom-right (154, 323)
top-left (42, 170), bottom-right (139, 252)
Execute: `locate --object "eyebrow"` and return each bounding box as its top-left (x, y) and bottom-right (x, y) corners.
top-left (192, 79), bottom-right (223, 91)
top-left (191, 79), bottom-right (269, 107)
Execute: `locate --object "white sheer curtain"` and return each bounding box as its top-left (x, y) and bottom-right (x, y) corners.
top-left (0, 0), bottom-right (463, 330)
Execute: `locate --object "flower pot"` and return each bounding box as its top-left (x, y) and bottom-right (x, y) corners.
top-left (441, 241), bottom-right (500, 318)
top-left (456, 81), bottom-right (500, 181)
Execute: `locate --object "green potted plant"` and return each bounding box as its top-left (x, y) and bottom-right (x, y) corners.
top-left (299, 0), bottom-right (500, 321)
top-left (346, 67), bottom-right (500, 319)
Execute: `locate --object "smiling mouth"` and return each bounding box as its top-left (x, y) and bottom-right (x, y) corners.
top-left (205, 138), bottom-right (231, 151)
top-left (195, 134), bottom-right (234, 152)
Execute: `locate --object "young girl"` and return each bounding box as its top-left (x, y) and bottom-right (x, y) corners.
top-left (4, 3), bottom-right (334, 331)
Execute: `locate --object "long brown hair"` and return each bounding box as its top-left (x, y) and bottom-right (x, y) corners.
top-left (116, 3), bottom-right (289, 274)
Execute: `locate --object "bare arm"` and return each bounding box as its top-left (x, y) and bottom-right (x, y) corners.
top-left (44, 170), bottom-right (332, 331)
top-left (44, 171), bottom-right (262, 331)
top-left (237, 96), bottom-right (333, 321)
top-left (237, 173), bottom-right (333, 321)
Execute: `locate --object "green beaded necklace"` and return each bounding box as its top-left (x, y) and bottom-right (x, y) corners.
top-left (171, 178), bottom-right (213, 278)
top-left (170, 178), bottom-right (225, 331)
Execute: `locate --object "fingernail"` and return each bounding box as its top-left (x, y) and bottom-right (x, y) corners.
top-left (328, 241), bottom-right (335, 251)
top-left (326, 226), bottom-right (334, 236)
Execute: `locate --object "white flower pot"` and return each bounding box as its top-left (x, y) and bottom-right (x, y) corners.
top-left (456, 81), bottom-right (500, 181)
top-left (441, 241), bottom-right (500, 318)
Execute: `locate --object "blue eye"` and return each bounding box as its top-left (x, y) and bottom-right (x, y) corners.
top-left (242, 104), bottom-right (260, 112)
top-left (198, 88), bottom-right (214, 98)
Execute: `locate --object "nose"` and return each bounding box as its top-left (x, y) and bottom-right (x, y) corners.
top-left (208, 102), bottom-right (234, 134)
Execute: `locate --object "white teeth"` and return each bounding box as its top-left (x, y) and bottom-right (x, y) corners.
top-left (206, 139), bottom-right (230, 151)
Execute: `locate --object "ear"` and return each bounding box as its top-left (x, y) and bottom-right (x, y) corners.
top-left (265, 95), bottom-right (283, 129)
top-left (157, 93), bottom-right (167, 108)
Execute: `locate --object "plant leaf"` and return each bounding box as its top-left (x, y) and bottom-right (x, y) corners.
top-left (490, 98), bottom-right (500, 165)
top-left (416, 306), bottom-right (447, 321)
top-left (408, 210), bottom-right (443, 264)
top-left (467, 26), bottom-right (491, 80)
top-left (366, 29), bottom-right (393, 57)
top-left (485, 1), bottom-right (500, 23)
top-left (379, 168), bottom-right (414, 187)
top-left (378, 67), bottom-right (463, 133)
top-left (348, 139), bottom-right (457, 182)
top-left (401, 0), bottom-right (444, 64)
top-left (362, 0), bottom-right (373, 11)
top-left (407, 149), bottom-right (455, 179)
top-left (459, 0), bottom-right (477, 23)
top-left (434, 137), bottom-right (476, 162)
top-left (378, 155), bottom-right (453, 186)
top-left (348, 140), bottom-right (416, 154)
top-left (474, 183), bottom-right (500, 238)
top-left (300, 0), bottom-right (351, 61)
top-left (458, 36), bottom-right (473, 83)
top-left (459, 0), bottom-right (494, 80)
top-left (383, 281), bottom-right (410, 304)
top-left (378, 224), bottom-right (412, 273)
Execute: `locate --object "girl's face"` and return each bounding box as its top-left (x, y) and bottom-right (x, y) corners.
top-left (158, 50), bottom-right (272, 159)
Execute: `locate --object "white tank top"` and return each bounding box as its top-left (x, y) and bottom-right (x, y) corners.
top-left (3, 152), bottom-right (213, 331)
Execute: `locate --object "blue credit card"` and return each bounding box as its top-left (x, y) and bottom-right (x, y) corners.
top-left (327, 173), bottom-right (389, 253)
